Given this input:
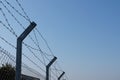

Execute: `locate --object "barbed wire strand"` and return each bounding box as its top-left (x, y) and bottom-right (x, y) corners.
top-left (22, 53), bottom-right (46, 73)
top-left (2, 1), bottom-right (52, 59)
top-left (0, 20), bottom-right (39, 51)
top-left (51, 69), bottom-right (59, 79)
top-left (0, 8), bottom-right (17, 37)
top-left (0, 44), bottom-right (45, 72)
top-left (24, 43), bottom-right (46, 66)
top-left (0, 0), bottom-right (66, 79)
top-left (0, 36), bottom-right (16, 49)
top-left (0, 46), bottom-right (15, 63)
top-left (0, 1), bottom-right (54, 59)
top-left (0, 23), bottom-right (46, 71)
top-left (0, 46), bottom-right (45, 78)
top-left (0, 36), bottom-right (46, 73)
top-left (0, 20), bottom-right (47, 68)
top-left (15, 0), bottom-right (31, 22)
top-left (50, 69), bottom-right (57, 80)
top-left (4, 0), bottom-right (30, 22)
top-left (0, 8), bottom-right (48, 66)
top-left (0, 0), bottom-right (26, 31)
top-left (22, 63), bottom-right (44, 78)
top-left (33, 30), bottom-right (46, 65)
top-left (35, 28), bottom-right (66, 78)
top-left (35, 28), bottom-right (55, 56)
top-left (0, 10), bottom-right (64, 80)
top-left (0, 20), bottom-right (17, 38)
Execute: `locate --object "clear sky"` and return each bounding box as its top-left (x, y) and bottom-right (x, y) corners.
top-left (1, 0), bottom-right (120, 80)
top-left (22, 0), bottom-right (120, 80)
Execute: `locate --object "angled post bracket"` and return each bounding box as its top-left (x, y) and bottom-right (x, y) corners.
top-left (58, 72), bottom-right (65, 80)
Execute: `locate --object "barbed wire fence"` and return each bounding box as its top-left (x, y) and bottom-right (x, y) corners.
top-left (0, 0), bottom-right (68, 80)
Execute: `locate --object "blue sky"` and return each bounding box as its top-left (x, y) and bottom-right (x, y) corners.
top-left (0, 0), bottom-right (120, 80)
top-left (22, 0), bottom-right (120, 80)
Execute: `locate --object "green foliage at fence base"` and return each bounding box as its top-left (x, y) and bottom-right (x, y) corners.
top-left (0, 63), bottom-right (15, 80)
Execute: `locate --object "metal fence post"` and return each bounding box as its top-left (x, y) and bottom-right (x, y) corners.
top-left (46, 56), bottom-right (57, 80)
top-left (15, 22), bottom-right (36, 80)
